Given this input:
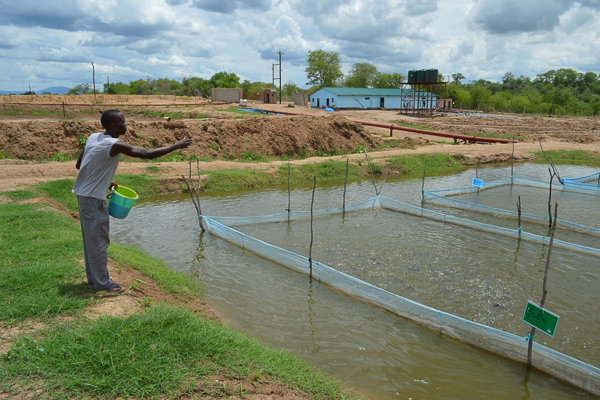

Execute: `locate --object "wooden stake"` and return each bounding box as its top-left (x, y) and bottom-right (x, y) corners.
top-left (527, 202), bottom-right (558, 368)
top-left (286, 159), bottom-right (291, 212)
top-left (181, 154), bottom-right (205, 232)
top-left (517, 195), bottom-right (522, 238)
top-left (547, 168), bottom-right (554, 229)
top-left (511, 139), bottom-right (515, 177)
top-left (309, 176), bottom-right (316, 279)
top-left (421, 160), bottom-right (427, 200)
top-left (343, 158), bottom-right (348, 212)
top-left (363, 148), bottom-right (378, 196)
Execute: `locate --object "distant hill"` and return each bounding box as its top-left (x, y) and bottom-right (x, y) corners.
top-left (0, 86), bottom-right (71, 95)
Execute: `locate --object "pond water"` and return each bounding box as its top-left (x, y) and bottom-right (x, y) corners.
top-left (111, 163), bottom-right (599, 399)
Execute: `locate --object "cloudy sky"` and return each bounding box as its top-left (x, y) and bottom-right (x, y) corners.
top-left (0, 0), bottom-right (599, 92)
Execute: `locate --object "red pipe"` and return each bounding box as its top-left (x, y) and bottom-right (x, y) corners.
top-left (260, 108), bottom-right (518, 144)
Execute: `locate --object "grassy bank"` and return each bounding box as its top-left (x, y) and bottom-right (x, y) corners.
top-left (200, 154), bottom-right (468, 192)
top-left (0, 181), bottom-right (356, 399)
top-left (532, 149), bottom-right (600, 166)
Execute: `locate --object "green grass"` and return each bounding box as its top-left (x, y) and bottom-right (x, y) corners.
top-left (201, 160), bottom-right (363, 192)
top-left (0, 202), bottom-right (93, 323)
top-left (202, 169), bottom-right (274, 192)
top-left (143, 110), bottom-right (183, 119)
top-left (108, 244), bottom-right (203, 299)
top-left (36, 179), bottom-right (79, 212)
top-left (2, 305), bottom-right (348, 399)
top-left (385, 154), bottom-right (467, 176)
top-left (531, 150), bottom-right (600, 166)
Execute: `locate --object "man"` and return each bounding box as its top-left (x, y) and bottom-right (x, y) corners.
top-left (73, 109), bottom-right (192, 292)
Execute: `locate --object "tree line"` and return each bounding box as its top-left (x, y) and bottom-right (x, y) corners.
top-left (66, 71), bottom-right (301, 101)
top-left (448, 69), bottom-right (600, 116)
top-left (54, 49), bottom-right (600, 116)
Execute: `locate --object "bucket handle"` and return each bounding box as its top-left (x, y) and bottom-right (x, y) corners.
top-left (106, 184), bottom-right (119, 199)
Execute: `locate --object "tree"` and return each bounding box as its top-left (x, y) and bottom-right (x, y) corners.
top-left (241, 80), bottom-right (275, 100)
top-left (469, 86), bottom-right (492, 109)
top-left (371, 72), bottom-right (404, 88)
top-left (447, 85), bottom-right (471, 108)
top-left (305, 50), bottom-right (343, 87)
top-left (155, 78), bottom-right (181, 95)
top-left (67, 83), bottom-right (91, 95)
top-left (344, 62), bottom-right (378, 87)
top-left (103, 81), bottom-right (130, 94)
top-left (183, 77), bottom-right (211, 97)
top-left (282, 81), bottom-right (301, 100)
top-left (129, 77), bottom-right (155, 95)
top-left (451, 73), bottom-right (465, 85)
top-left (209, 71), bottom-right (240, 88)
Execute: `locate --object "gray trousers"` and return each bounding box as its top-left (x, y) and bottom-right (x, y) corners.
top-left (77, 196), bottom-right (113, 288)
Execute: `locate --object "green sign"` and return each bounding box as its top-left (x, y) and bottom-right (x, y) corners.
top-left (522, 301), bottom-right (560, 337)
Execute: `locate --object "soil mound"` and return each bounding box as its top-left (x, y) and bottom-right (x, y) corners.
top-left (0, 115), bottom-right (379, 160)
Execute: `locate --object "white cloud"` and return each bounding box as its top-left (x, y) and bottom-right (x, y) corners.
top-left (0, 0), bottom-right (599, 91)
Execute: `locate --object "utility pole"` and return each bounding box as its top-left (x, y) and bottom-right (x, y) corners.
top-left (274, 51), bottom-right (284, 104)
top-left (91, 62), bottom-right (96, 100)
top-left (107, 76), bottom-right (110, 94)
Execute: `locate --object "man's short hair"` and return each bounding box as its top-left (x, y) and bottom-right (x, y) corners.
top-left (100, 109), bottom-right (123, 129)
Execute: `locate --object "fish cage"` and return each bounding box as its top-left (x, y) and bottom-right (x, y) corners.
top-left (203, 192), bottom-right (600, 396)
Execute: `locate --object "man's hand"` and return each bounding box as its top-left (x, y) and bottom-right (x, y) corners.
top-left (176, 137), bottom-right (193, 149)
top-left (110, 181), bottom-right (118, 190)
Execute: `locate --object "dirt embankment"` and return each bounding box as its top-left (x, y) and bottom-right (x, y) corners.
top-left (0, 114), bottom-right (379, 160)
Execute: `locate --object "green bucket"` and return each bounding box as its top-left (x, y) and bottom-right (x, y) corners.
top-left (108, 185), bottom-right (139, 219)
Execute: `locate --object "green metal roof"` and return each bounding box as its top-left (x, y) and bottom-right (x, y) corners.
top-left (319, 87), bottom-right (414, 96)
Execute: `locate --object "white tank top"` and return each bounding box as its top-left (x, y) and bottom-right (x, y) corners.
top-left (72, 132), bottom-right (121, 200)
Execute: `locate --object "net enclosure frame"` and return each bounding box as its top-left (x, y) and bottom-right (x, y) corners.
top-left (423, 175), bottom-right (600, 240)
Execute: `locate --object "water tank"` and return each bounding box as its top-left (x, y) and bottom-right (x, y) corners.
top-left (416, 69), bottom-right (426, 83)
top-left (408, 70), bottom-right (417, 84)
top-left (426, 69), bottom-right (439, 83)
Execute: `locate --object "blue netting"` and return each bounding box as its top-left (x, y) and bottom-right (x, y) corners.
top-left (561, 171), bottom-right (600, 192)
top-left (423, 176), bottom-right (600, 241)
